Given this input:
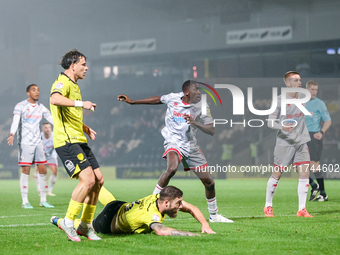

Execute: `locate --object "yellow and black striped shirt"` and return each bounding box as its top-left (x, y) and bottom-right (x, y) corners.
top-left (50, 73), bottom-right (87, 148)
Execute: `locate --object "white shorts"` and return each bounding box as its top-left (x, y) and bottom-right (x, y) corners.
top-left (46, 156), bottom-right (58, 167)
top-left (18, 143), bottom-right (47, 166)
top-left (162, 144), bottom-right (208, 171)
top-left (274, 143), bottom-right (310, 169)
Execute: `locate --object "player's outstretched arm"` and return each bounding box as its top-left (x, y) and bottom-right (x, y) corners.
top-left (83, 123), bottom-right (97, 140)
top-left (7, 114), bottom-right (20, 146)
top-left (50, 93), bottom-right (96, 111)
top-left (117, 94), bottom-right (162, 105)
top-left (180, 201), bottom-right (216, 234)
top-left (151, 223), bottom-right (200, 236)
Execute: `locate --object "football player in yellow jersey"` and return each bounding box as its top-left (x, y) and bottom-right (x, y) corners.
top-left (50, 49), bottom-right (104, 242)
top-left (51, 186), bottom-right (216, 236)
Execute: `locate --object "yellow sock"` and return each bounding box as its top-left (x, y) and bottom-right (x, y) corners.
top-left (80, 204), bottom-right (96, 224)
top-left (74, 219), bottom-right (81, 229)
top-left (65, 199), bottom-right (83, 221)
top-left (98, 186), bottom-right (116, 206)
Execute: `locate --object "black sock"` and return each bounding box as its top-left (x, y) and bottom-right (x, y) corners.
top-left (309, 178), bottom-right (317, 189)
top-left (319, 189), bottom-right (327, 197)
top-left (314, 171), bottom-right (325, 194)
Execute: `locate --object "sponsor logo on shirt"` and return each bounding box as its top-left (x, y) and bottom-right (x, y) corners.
top-left (25, 114), bottom-right (42, 123)
top-left (286, 112), bottom-right (304, 119)
top-left (172, 111), bottom-right (196, 123)
top-left (152, 214), bottom-right (160, 222)
top-left (56, 83), bottom-right (64, 89)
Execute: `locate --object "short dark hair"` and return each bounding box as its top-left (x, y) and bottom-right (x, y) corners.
top-left (42, 122), bottom-right (51, 126)
top-left (182, 80), bottom-right (198, 93)
top-left (159, 186), bottom-right (183, 202)
top-left (284, 71), bottom-right (300, 82)
top-left (306, 80), bottom-right (318, 88)
top-left (60, 49), bottom-right (86, 70)
top-left (26, 84), bottom-right (38, 92)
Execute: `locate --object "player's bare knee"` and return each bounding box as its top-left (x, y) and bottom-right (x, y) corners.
top-left (82, 177), bottom-right (96, 191)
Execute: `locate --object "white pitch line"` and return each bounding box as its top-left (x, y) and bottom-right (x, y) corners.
top-left (0, 223), bottom-right (51, 228)
top-left (0, 212), bottom-right (324, 227)
top-left (0, 213), bottom-right (63, 219)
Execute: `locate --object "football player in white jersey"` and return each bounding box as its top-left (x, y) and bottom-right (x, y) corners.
top-left (35, 122), bottom-right (58, 196)
top-left (264, 71), bottom-right (312, 217)
top-left (7, 84), bottom-right (54, 209)
top-left (118, 80), bottom-right (233, 223)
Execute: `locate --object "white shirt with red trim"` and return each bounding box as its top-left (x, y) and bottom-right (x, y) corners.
top-left (41, 131), bottom-right (57, 158)
top-left (271, 93), bottom-right (310, 146)
top-left (13, 100), bottom-right (52, 145)
top-left (160, 92), bottom-right (213, 157)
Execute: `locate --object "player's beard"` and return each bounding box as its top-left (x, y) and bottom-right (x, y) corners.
top-left (164, 208), bottom-right (178, 218)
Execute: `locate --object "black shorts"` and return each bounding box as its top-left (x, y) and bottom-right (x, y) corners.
top-left (92, 200), bottom-right (126, 234)
top-left (307, 132), bottom-right (323, 162)
top-left (56, 143), bottom-right (100, 178)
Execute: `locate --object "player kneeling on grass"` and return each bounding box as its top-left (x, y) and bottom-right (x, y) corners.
top-left (51, 186), bottom-right (215, 237)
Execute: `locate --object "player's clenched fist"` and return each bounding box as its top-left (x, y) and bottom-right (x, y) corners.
top-left (117, 94), bottom-right (134, 104)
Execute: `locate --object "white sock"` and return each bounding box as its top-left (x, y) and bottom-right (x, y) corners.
top-left (64, 217), bottom-right (74, 228)
top-left (48, 174), bottom-right (57, 192)
top-left (206, 197), bottom-right (218, 216)
top-left (265, 175), bottom-right (279, 207)
top-left (34, 171), bottom-right (40, 192)
top-left (79, 221), bottom-right (91, 229)
top-left (20, 173), bottom-right (29, 204)
top-left (298, 177), bottom-right (309, 211)
top-left (38, 173), bottom-right (47, 203)
top-left (153, 184), bottom-right (163, 194)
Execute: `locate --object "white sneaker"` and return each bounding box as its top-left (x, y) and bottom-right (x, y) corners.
top-left (47, 192), bottom-right (56, 196)
top-left (59, 219), bottom-right (81, 242)
top-left (76, 224), bottom-right (101, 241)
top-left (209, 214), bottom-right (234, 223)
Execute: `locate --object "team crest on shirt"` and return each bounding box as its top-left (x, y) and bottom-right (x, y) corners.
top-left (77, 153), bottom-right (84, 160)
top-left (173, 102), bottom-right (178, 107)
top-left (65, 160), bottom-right (75, 172)
top-left (152, 214), bottom-right (160, 221)
top-left (56, 83), bottom-right (64, 89)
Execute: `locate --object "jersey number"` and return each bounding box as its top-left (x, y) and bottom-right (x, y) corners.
top-left (125, 200), bottom-right (141, 212)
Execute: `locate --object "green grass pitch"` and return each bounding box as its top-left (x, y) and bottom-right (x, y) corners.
top-left (0, 178), bottom-right (339, 254)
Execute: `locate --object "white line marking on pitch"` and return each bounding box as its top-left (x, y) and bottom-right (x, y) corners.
top-left (165, 213), bottom-right (318, 221)
top-left (0, 213), bottom-right (324, 227)
top-left (0, 213), bottom-right (64, 219)
top-left (0, 223), bottom-right (50, 228)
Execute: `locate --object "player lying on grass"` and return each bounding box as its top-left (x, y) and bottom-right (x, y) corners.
top-left (51, 185), bottom-right (216, 237)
